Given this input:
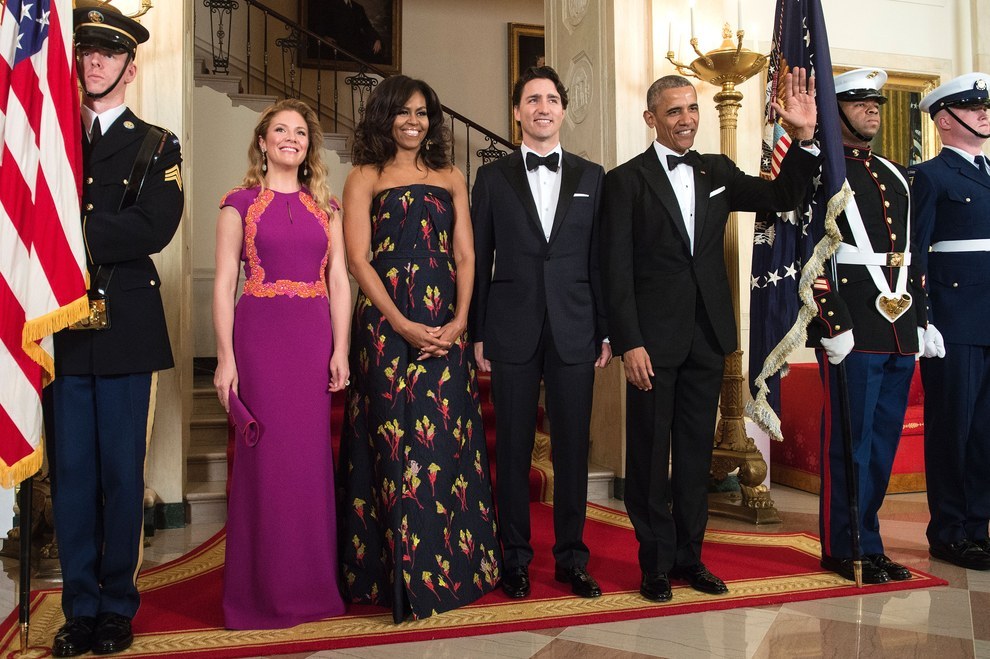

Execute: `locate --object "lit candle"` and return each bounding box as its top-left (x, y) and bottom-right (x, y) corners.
top-left (690, 0), bottom-right (695, 37)
top-left (738, 0), bottom-right (743, 31)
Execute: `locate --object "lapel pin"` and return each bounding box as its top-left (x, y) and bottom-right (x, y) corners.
top-left (123, 121), bottom-right (135, 130)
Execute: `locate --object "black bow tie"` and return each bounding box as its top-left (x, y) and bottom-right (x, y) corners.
top-left (666, 152), bottom-right (698, 170)
top-left (526, 151), bottom-right (560, 172)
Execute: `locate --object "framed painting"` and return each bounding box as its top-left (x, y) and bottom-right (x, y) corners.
top-left (300, 0), bottom-right (401, 74)
top-left (508, 22), bottom-right (545, 145)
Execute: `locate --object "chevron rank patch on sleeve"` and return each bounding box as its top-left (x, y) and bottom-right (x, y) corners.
top-left (164, 164), bottom-right (182, 191)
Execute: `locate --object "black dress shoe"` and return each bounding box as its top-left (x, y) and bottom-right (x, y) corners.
top-left (554, 565), bottom-right (602, 598)
top-left (52, 616), bottom-right (96, 657)
top-left (973, 538), bottom-right (990, 554)
top-left (867, 553), bottom-right (912, 581)
top-left (502, 566), bottom-right (531, 598)
top-left (91, 612), bottom-right (133, 655)
top-left (669, 563), bottom-right (729, 594)
top-left (820, 554), bottom-right (890, 584)
top-left (930, 540), bottom-right (990, 570)
top-left (639, 572), bottom-right (672, 602)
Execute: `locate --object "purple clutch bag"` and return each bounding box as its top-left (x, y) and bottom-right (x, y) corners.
top-left (228, 389), bottom-right (259, 447)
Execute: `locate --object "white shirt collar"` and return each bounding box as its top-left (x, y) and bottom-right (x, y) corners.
top-left (652, 140), bottom-right (689, 172)
top-left (81, 104), bottom-right (129, 138)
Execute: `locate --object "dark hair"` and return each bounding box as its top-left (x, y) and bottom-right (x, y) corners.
top-left (351, 75), bottom-right (451, 171)
top-left (646, 75), bottom-right (693, 111)
top-left (512, 66), bottom-right (569, 109)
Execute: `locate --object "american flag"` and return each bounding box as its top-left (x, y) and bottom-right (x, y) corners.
top-left (0, 0), bottom-right (86, 486)
top-left (746, 0), bottom-right (849, 440)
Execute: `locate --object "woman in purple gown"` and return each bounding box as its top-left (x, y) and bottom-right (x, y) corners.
top-left (339, 76), bottom-right (501, 622)
top-left (213, 99), bottom-right (350, 629)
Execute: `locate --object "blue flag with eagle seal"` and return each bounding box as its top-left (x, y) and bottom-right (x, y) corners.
top-left (746, 0), bottom-right (849, 440)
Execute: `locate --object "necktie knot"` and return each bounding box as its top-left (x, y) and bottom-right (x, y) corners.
top-left (526, 151), bottom-right (560, 172)
top-left (977, 154), bottom-right (989, 174)
top-left (666, 152), bottom-right (697, 170)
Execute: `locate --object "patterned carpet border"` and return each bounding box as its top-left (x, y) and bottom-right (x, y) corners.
top-left (0, 502), bottom-right (946, 657)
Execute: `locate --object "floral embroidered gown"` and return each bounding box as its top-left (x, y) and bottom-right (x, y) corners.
top-left (339, 184), bottom-right (501, 622)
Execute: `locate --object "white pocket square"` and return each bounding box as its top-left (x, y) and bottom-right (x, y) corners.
top-left (709, 186), bottom-right (726, 198)
top-left (573, 192), bottom-right (590, 198)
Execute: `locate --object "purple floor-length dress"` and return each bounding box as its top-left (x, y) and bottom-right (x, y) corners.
top-left (220, 186), bottom-right (345, 629)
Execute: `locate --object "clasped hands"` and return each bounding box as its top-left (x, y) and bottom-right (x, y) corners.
top-left (401, 318), bottom-right (464, 360)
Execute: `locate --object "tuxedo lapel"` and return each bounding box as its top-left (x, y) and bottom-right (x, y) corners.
top-left (692, 153), bottom-right (712, 247)
top-left (547, 152), bottom-right (581, 245)
top-left (501, 151), bottom-right (545, 239)
top-left (639, 147), bottom-right (690, 249)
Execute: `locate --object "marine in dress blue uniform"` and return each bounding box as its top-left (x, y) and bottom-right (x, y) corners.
top-left (912, 72), bottom-right (990, 571)
top-left (807, 69), bottom-right (932, 584)
top-left (44, 7), bottom-right (184, 656)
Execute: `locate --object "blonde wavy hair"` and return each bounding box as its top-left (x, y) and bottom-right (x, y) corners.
top-left (241, 98), bottom-right (337, 214)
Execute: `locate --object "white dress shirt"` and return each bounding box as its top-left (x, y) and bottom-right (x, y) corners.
top-left (943, 145), bottom-right (990, 175)
top-left (653, 141), bottom-right (697, 254)
top-left (81, 104), bottom-right (128, 142)
top-left (521, 143), bottom-right (563, 240)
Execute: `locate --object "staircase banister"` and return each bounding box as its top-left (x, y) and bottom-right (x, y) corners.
top-left (239, 0), bottom-right (516, 152)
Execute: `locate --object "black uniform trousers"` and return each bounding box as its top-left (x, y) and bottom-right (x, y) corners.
top-left (490, 315), bottom-right (594, 570)
top-left (921, 342), bottom-right (990, 547)
top-left (817, 351), bottom-right (915, 558)
top-left (623, 304), bottom-right (724, 574)
top-left (46, 372), bottom-right (152, 619)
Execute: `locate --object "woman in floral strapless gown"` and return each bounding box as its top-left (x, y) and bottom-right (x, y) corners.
top-left (339, 75), bottom-right (501, 622)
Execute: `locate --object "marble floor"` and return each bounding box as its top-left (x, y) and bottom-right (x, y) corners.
top-left (3, 486), bottom-right (987, 658)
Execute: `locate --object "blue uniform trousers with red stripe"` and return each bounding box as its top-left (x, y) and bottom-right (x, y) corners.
top-left (817, 351), bottom-right (915, 558)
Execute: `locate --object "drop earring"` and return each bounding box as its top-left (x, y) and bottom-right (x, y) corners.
top-left (261, 149), bottom-right (268, 173)
top-left (424, 139), bottom-right (433, 151)
top-left (302, 162), bottom-right (309, 177)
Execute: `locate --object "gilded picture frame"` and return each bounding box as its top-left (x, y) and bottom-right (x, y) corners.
top-left (508, 22), bottom-right (545, 145)
top-left (299, 0), bottom-right (402, 74)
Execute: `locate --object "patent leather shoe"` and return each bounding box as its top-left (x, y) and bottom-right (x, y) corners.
top-left (973, 538), bottom-right (990, 554)
top-left (867, 553), bottom-right (912, 581)
top-left (502, 566), bottom-right (531, 598)
top-left (554, 565), bottom-right (602, 598)
top-left (820, 554), bottom-right (890, 583)
top-left (52, 616), bottom-right (96, 657)
top-left (92, 612), bottom-right (133, 655)
top-left (639, 572), bottom-right (672, 602)
top-left (929, 540), bottom-right (990, 570)
top-left (669, 562), bottom-right (729, 594)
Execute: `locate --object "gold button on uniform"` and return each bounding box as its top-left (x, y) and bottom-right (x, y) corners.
top-left (834, 324), bottom-right (842, 330)
top-left (828, 311), bottom-right (834, 316)
top-left (841, 278), bottom-right (848, 284)
top-left (880, 184), bottom-right (886, 190)
top-left (85, 203), bottom-right (93, 211)
top-left (85, 177), bottom-right (93, 184)
top-left (149, 280), bottom-right (156, 286)
top-left (122, 178), bottom-right (129, 185)
top-left (891, 234), bottom-right (897, 241)
top-left (953, 282), bottom-right (959, 288)
top-left (884, 200), bottom-right (890, 208)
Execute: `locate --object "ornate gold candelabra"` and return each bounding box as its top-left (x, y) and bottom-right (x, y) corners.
top-left (667, 24), bottom-right (780, 524)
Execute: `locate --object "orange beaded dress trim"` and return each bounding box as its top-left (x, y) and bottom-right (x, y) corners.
top-left (241, 189), bottom-right (333, 298)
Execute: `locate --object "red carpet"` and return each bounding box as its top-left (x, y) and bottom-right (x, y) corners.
top-left (0, 503), bottom-right (945, 657)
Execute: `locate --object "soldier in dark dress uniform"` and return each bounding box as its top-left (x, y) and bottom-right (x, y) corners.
top-left (45, 7), bottom-right (184, 656)
top-left (808, 69), bottom-right (935, 584)
top-left (913, 72), bottom-right (990, 571)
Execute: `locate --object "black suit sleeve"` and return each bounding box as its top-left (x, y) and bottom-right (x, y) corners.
top-left (84, 133), bottom-right (184, 265)
top-left (726, 146), bottom-right (820, 212)
top-left (469, 165), bottom-right (495, 342)
top-left (601, 165), bottom-right (642, 355)
top-left (589, 165), bottom-right (608, 344)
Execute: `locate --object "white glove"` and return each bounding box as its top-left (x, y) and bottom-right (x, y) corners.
top-left (918, 324), bottom-right (946, 359)
top-left (820, 330), bottom-right (855, 365)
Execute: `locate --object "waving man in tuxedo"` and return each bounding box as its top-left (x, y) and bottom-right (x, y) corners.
top-left (471, 66), bottom-right (610, 600)
top-left (602, 69), bottom-right (819, 602)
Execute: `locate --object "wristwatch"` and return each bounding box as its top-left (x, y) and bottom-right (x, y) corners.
top-left (797, 138), bottom-right (819, 148)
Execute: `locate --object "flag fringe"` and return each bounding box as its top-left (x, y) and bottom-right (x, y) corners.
top-left (20, 295), bottom-right (89, 386)
top-left (746, 181), bottom-right (853, 441)
top-left (0, 447), bottom-right (43, 490)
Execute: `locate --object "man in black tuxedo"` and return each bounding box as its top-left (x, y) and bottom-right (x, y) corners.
top-left (601, 69), bottom-right (819, 602)
top-left (471, 66), bottom-right (610, 599)
top-left (46, 7), bottom-right (183, 656)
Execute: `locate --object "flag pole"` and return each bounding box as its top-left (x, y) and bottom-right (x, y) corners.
top-left (830, 259), bottom-right (864, 588)
top-left (17, 476), bottom-right (33, 654)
